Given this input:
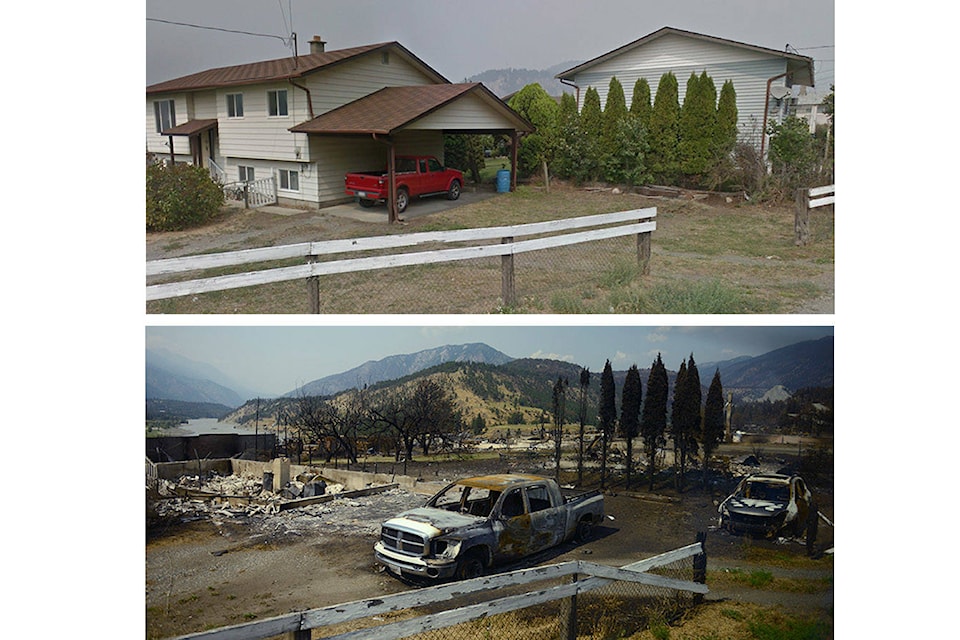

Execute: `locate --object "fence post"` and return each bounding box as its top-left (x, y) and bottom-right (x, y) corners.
top-left (637, 228), bottom-right (651, 276)
top-left (566, 571), bottom-right (578, 640)
top-left (795, 187), bottom-right (810, 246)
top-left (501, 236), bottom-right (516, 308)
top-left (287, 613), bottom-right (310, 640)
top-left (693, 531), bottom-right (707, 605)
top-left (243, 183), bottom-right (250, 209)
top-left (307, 255), bottom-right (320, 313)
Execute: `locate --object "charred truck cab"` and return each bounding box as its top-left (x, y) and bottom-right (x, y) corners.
top-left (374, 474), bottom-right (604, 581)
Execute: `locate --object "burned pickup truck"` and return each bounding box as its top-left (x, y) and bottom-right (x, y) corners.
top-left (374, 474), bottom-right (604, 581)
top-left (718, 473), bottom-right (813, 538)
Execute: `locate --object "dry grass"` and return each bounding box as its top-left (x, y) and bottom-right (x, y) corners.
top-left (146, 184), bottom-right (834, 314)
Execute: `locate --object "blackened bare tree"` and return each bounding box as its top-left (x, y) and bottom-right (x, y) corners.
top-left (552, 376), bottom-right (569, 482)
top-left (367, 389), bottom-right (416, 471)
top-left (408, 378), bottom-right (462, 457)
top-left (577, 367), bottom-right (590, 487)
top-left (294, 391), bottom-right (363, 465)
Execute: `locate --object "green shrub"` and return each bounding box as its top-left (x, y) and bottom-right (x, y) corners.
top-left (146, 162), bottom-right (225, 231)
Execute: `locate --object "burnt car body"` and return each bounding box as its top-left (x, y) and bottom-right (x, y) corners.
top-left (374, 474), bottom-right (604, 581)
top-left (718, 473), bottom-right (812, 538)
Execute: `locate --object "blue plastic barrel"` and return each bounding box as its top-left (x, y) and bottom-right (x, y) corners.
top-left (496, 169), bottom-right (511, 193)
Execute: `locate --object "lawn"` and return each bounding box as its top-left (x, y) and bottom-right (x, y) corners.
top-left (145, 183), bottom-right (834, 314)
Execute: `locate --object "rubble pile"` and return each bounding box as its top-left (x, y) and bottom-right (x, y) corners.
top-left (150, 472), bottom-right (425, 541)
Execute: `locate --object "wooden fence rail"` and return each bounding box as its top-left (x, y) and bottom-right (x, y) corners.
top-left (795, 184), bottom-right (834, 246)
top-left (168, 541), bottom-right (705, 640)
top-left (146, 208), bottom-right (657, 312)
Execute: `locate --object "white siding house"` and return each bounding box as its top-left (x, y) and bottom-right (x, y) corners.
top-left (147, 38), bottom-right (532, 209)
top-left (555, 27), bottom-right (815, 151)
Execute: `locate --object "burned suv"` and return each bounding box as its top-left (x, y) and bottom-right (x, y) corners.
top-left (718, 473), bottom-right (812, 538)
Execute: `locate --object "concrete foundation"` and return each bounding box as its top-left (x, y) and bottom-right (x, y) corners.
top-left (149, 457), bottom-right (446, 496)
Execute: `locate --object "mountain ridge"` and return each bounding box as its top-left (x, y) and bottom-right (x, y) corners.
top-left (289, 343), bottom-right (515, 397)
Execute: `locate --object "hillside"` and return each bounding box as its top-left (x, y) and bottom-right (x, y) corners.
top-left (146, 363), bottom-right (246, 408)
top-left (467, 61), bottom-right (581, 98)
top-left (288, 343), bottom-right (513, 397)
top-left (223, 337), bottom-right (833, 429)
top-left (713, 335), bottom-right (834, 400)
top-left (146, 398), bottom-right (233, 422)
top-left (146, 348), bottom-right (263, 406)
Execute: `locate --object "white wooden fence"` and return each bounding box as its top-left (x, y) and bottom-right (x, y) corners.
top-left (146, 208), bottom-right (657, 312)
top-left (167, 542), bottom-right (705, 640)
top-left (795, 184), bottom-right (834, 246)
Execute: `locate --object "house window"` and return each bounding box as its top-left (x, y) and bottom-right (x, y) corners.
top-left (226, 93), bottom-right (244, 118)
top-left (279, 168), bottom-right (299, 191)
top-left (381, 51), bottom-right (390, 65)
top-left (153, 99), bottom-right (176, 133)
top-left (238, 166), bottom-right (255, 182)
top-left (267, 90), bottom-right (288, 116)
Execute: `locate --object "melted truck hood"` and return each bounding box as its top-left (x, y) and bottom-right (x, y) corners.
top-left (384, 507), bottom-right (482, 538)
top-left (723, 497), bottom-right (787, 516)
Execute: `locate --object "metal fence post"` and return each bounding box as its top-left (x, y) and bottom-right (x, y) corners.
top-left (501, 236), bottom-right (516, 308)
top-left (307, 254), bottom-right (320, 313)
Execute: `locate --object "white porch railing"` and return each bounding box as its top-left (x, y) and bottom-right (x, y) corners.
top-left (222, 176), bottom-right (278, 209)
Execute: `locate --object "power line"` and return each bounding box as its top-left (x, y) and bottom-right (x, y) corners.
top-left (147, 17), bottom-right (291, 45)
top-left (794, 45), bottom-right (835, 51)
top-left (277, 0), bottom-right (291, 37)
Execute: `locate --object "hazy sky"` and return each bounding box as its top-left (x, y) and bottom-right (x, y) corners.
top-left (146, 324), bottom-right (833, 396)
top-left (145, 0), bottom-right (835, 89)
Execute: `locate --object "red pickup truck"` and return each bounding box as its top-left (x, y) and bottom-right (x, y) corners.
top-left (344, 155), bottom-right (463, 214)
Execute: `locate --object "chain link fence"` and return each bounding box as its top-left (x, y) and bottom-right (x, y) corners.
top-left (166, 543), bottom-right (703, 640)
top-left (309, 547), bottom-right (703, 640)
top-left (309, 234), bottom-right (641, 314)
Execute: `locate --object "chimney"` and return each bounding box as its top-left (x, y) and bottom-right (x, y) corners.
top-left (309, 36), bottom-right (326, 54)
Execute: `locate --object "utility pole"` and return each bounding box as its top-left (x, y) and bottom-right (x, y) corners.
top-left (724, 393), bottom-right (733, 443)
top-left (255, 397), bottom-right (261, 459)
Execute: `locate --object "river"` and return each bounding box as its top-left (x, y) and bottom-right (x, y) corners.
top-left (174, 417), bottom-right (264, 436)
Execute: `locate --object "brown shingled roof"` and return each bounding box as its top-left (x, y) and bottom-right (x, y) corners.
top-left (146, 42), bottom-right (444, 94)
top-left (290, 83), bottom-right (534, 135)
top-left (160, 119), bottom-right (218, 136)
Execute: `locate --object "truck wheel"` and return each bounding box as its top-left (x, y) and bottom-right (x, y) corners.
top-left (358, 198), bottom-right (376, 208)
top-left (455, 550), bottom-right (485, 580)
top-left (447, 180), bottom-right (461, 201)
top-left (574, 517), bottom-right (594, 543)
top-left (396, 188), bottom-right (409, 214)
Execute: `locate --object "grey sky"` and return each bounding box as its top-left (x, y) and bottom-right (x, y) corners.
top-left (146, 325), bottom-right (833, 397)
top-left (146, 0), bottom-right (835, 89)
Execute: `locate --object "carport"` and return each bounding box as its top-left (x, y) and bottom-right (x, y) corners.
top-left (290, 83), bottom-right (534, 223)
